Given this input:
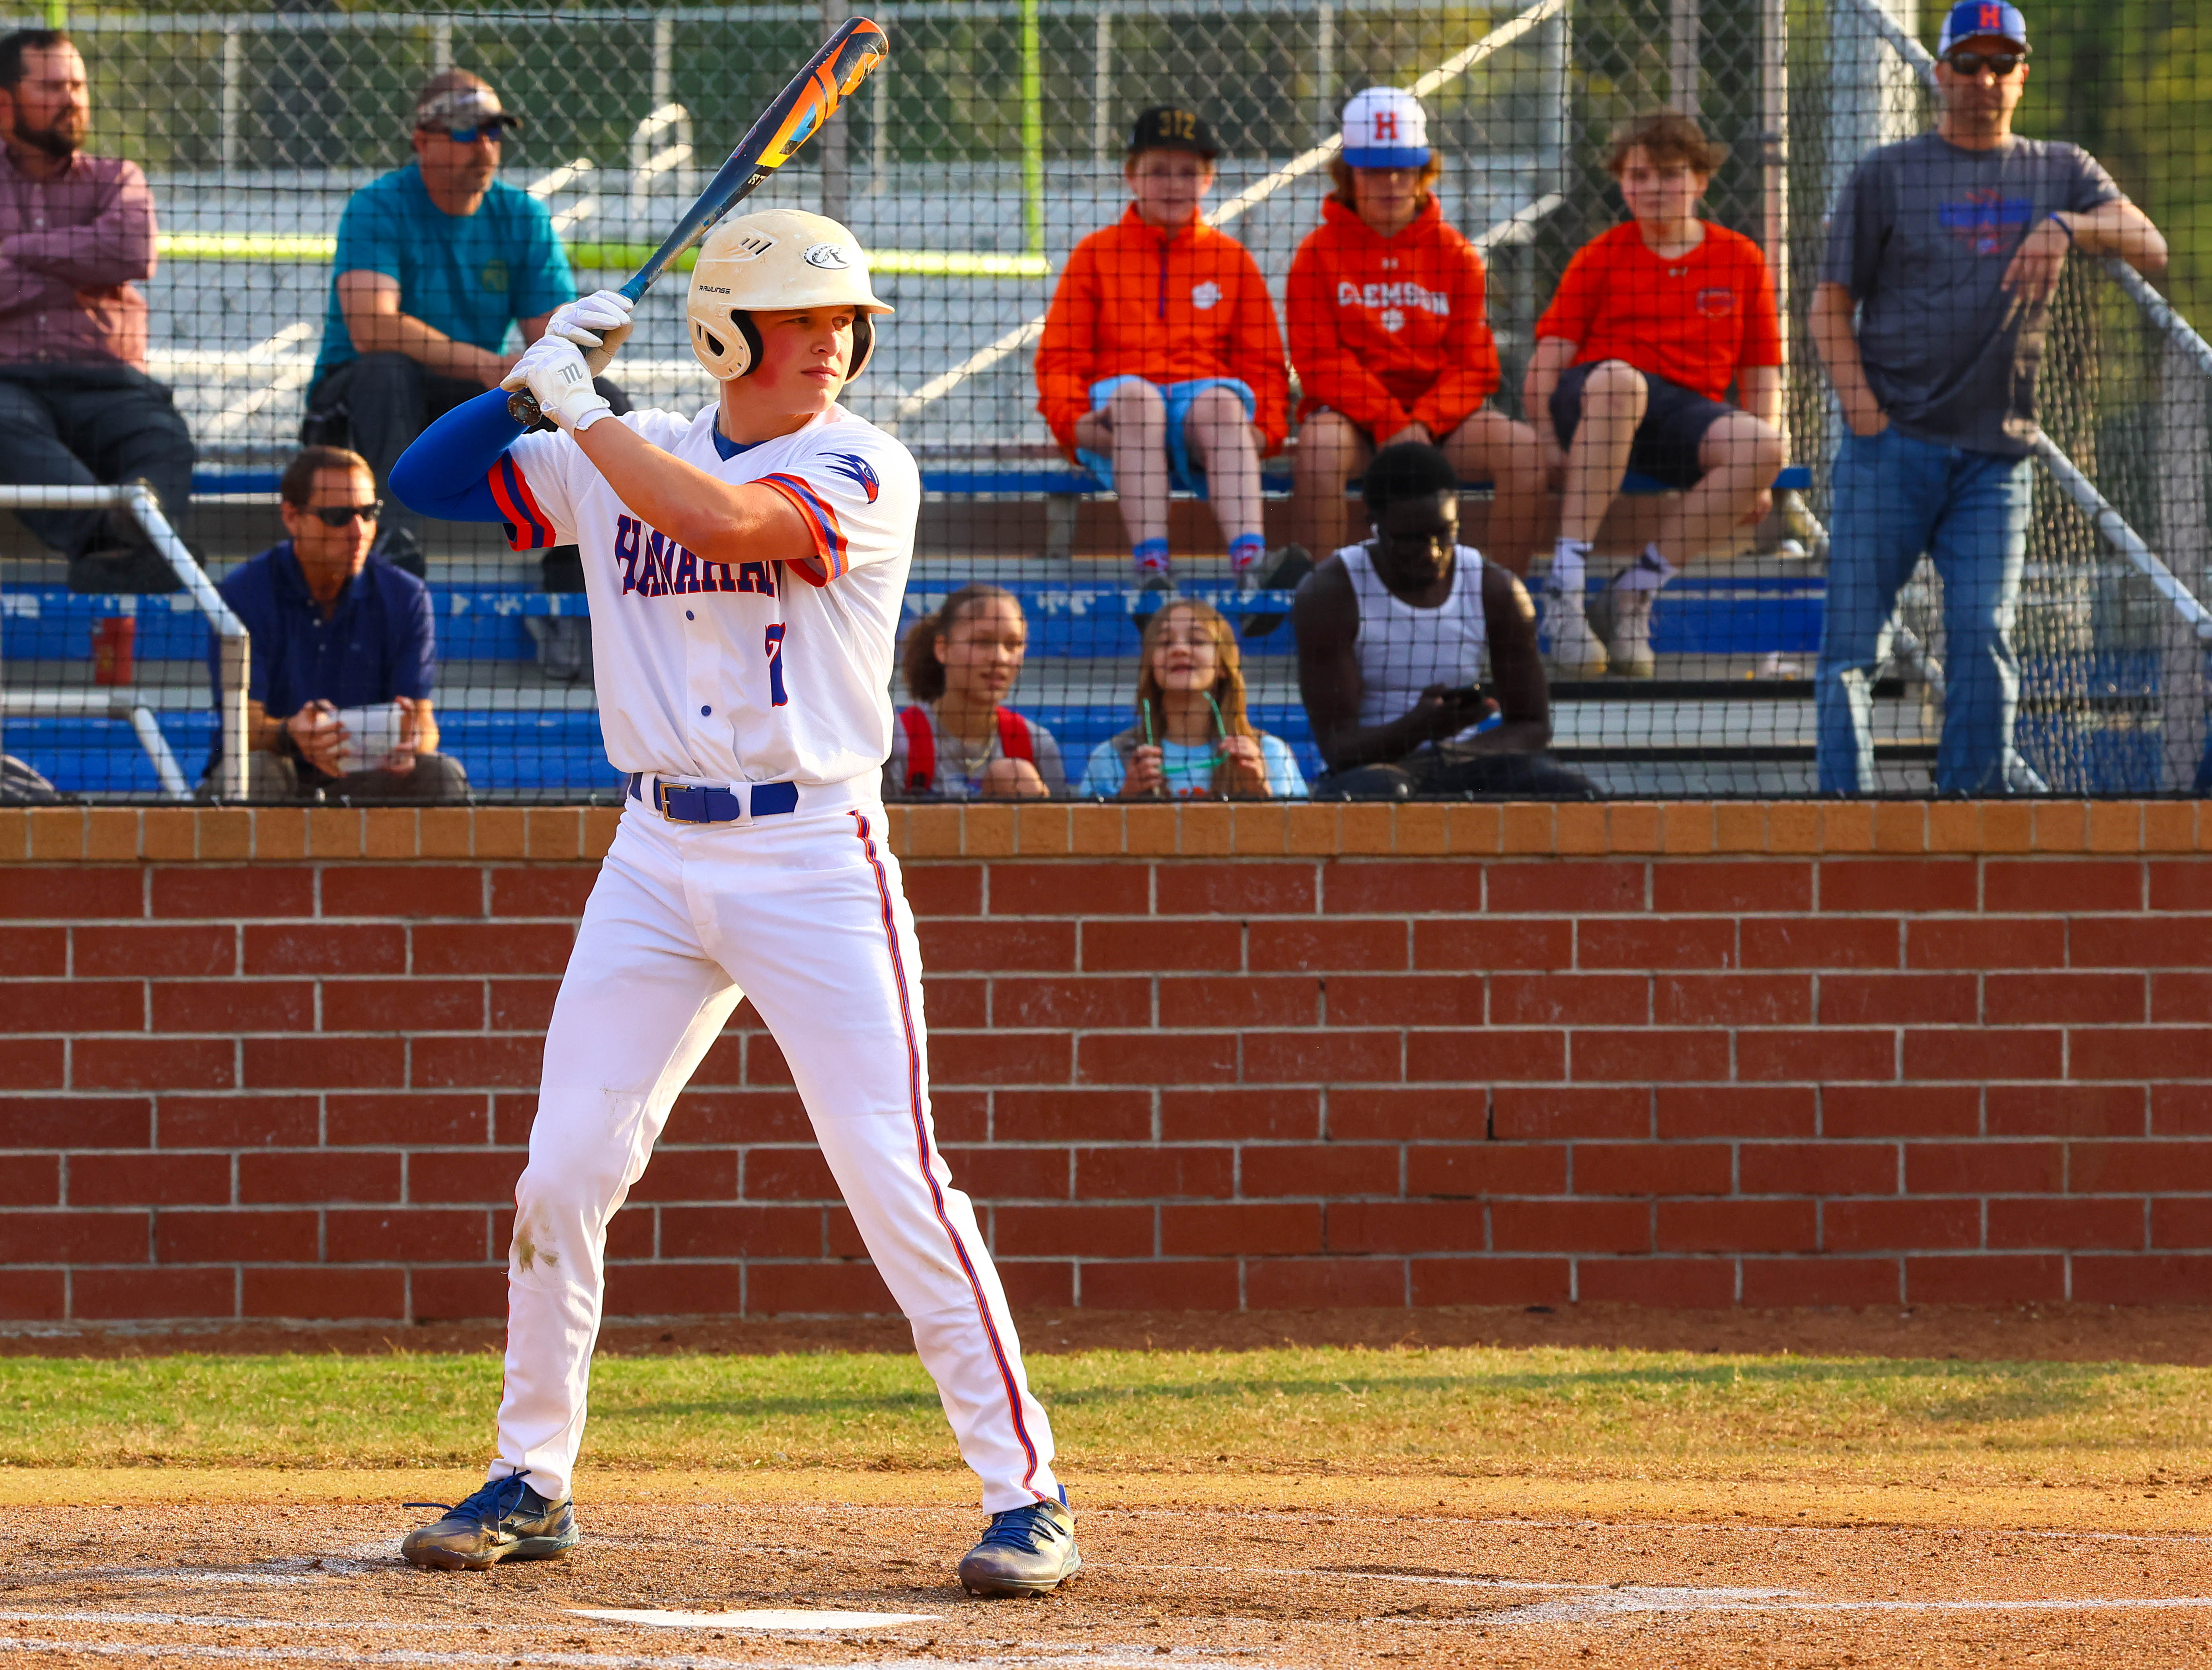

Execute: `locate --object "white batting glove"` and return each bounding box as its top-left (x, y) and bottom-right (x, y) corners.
top-left (502, 336), bottom-right (613, 432)
top-left (546, 288), bottom-right (635, 375)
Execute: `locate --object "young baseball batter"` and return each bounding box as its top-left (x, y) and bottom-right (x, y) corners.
top-left (385, 208), bottom-right (1079, 1599)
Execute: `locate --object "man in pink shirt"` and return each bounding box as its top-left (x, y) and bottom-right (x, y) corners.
top-left (0, 29), bottom-right (194, 593)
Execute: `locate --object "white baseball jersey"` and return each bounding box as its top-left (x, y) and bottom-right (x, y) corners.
top-left (490, 402), bottom-right (921, 788)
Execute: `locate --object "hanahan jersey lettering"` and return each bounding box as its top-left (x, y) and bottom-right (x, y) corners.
top-left (1334, 278), bottom-right (1451, 319)
top-left (613, 513), bottom-right (778, 599)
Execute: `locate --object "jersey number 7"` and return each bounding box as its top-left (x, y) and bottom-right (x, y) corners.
top-left (765, 624), bottom-right (789, 707)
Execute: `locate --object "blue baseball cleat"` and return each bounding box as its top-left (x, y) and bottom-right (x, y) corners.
top-left (958, 1489), bottom-right (1082, 1597)
top-left (400, 1471), bottom-right (579, 1571)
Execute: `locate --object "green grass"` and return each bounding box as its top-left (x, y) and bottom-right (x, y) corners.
top-left (8, 1346), bottom-right (2212, 1484)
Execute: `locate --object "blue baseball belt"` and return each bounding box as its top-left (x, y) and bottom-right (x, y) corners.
top-left (627, 772), bottom-right (801, 823)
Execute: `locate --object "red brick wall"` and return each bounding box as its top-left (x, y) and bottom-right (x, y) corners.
top-left (3, 800), bottom-right (2208, 1323)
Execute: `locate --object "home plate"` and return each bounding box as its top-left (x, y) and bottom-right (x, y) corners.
top-left (573, 1608), bottom-right (939, 1630)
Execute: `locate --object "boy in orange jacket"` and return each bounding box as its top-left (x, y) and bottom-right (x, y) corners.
top-left (1286, 88), bottom-right (1547, 570)
top-left (1036, 106), bottom-right (1292, 592)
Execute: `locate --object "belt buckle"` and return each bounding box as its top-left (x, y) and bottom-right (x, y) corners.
top-left (653, 780), bottom-right (686, 823)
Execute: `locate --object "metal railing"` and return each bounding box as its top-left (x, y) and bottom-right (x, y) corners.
top-left (0, 486), bottom-right (249, 802)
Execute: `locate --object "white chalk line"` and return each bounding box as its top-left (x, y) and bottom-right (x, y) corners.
top-left (1495, 1590), bottom-right (2212, 1627)
top-left (571, 1608), bottom-right (938, 1631)
top-left (1472, 1516), bottom-right (2212, 1548)
top-left (0, 1643), bottom-right (1184, 1670)
top-left (1115, 1565), bottom-right (2212, 1625)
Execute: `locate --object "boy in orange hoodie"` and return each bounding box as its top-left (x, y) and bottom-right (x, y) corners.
top-left (1286, 88), bottom-right (1547, 570)
top-left (1036, 106), bottom-right (1291, 592)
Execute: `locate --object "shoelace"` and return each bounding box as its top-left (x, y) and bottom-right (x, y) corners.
top-left (973, 1501), bottom-right (1066, 1553)
top-left (403, 1469), bottom-right (538, 1528)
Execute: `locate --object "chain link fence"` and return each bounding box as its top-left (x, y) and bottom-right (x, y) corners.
top-left (1, 0), bottom-right (2204, 801)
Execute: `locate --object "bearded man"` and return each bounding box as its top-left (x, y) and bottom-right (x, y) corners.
top-left (0, 29), bottom-right (196, 593)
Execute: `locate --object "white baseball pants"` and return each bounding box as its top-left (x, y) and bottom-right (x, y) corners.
top-left (487, 794), bottom-right (1060, 1512)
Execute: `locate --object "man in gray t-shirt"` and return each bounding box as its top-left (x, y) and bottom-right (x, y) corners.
top-left (1809, 0), bottom-right (2166, 795)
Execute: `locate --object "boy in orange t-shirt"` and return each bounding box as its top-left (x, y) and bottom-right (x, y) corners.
top-left (1524, 111), bottom-right (1785, 677)
top-left (1035, 106), bottom-right (1292, 594)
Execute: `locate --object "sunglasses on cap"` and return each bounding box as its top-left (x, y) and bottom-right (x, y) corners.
top-left (1945, 49), bottom-right (2026, 76)
top-left (305, 500), bottom-right (383, 527)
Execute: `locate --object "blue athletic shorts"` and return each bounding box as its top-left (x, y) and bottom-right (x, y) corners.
top-left (1076, 375), bottom-right (1257, 498)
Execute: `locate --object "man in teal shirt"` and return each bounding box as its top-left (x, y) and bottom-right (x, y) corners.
top-left (305, 71), bottom-right (585, 571)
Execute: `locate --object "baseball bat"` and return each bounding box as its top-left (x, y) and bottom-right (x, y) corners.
top-left (508, 16), bottom-right (890, 425)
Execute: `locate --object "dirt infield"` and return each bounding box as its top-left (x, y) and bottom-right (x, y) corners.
top-left (1, 1470), bottom-right (2207, 1668)
top-left (5, 1308), bottom-right (2210, 1666)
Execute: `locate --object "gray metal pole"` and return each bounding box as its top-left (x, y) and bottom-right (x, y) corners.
top-left (220, 24), bottom-right (242, 172)
top-left (820, 0), bottom-right (850, 221)
top-left (1093, 3), bottom-right (1113, 167)
top-left (2156, 339), bottom-right (2212, 788)
top-left (1669, 0), bottom-right (1698, 115)
top-left (1759, 0), bottom-right (1787, 368)
top-left (1316, 0), bottom-right (1335, 139)
top-left (1540, 8), bottom-right (1570, 198)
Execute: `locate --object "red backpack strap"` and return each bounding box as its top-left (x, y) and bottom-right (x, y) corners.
top-left (995, 707), bottom-right (1035, 763)
top-left (898, 706), bottom-right (935, 794)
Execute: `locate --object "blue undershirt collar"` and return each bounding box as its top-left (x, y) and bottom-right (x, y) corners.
top-left (712, 424), bottom-right (765, 461)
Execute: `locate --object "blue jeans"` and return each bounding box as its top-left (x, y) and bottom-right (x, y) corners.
top-left (1816, 427), bottom-right (2040, 796)
top-left (1076, 376), bottom-right (1256, 496)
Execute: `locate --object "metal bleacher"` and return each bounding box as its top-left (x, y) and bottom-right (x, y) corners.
top-left (2, 459), bottom-right (1928, 800)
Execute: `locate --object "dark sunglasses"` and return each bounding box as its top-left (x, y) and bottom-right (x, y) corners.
top-left (1945, 49), bottom-right (2025, 76)
top-left (307, 500), bottom-right (383, 527)
top-left (435, 122), bottom-right (510, 144)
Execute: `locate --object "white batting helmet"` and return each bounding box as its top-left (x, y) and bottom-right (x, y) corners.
top-left (685, 208), bottom-right (893, 384)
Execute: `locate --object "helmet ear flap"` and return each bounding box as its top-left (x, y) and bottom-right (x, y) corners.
top-left (846, 311), bottom-right (876, 383)
top-left (730, 311), bottom-right (765, 378)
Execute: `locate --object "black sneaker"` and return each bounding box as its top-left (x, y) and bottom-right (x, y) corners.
top-left (68, 544), bottom-right (181, 595)
top-left (1130, 569), bottom-right (1176, 625)
top-left (1237, 543), bottom-right (1312, 637)
top-left (958, 1490), bottom-right (1081, 1598)
top-left (400, 1473), bottom-right (578, 1571)
top-left (1240, 542), bottom-right (1312, 593)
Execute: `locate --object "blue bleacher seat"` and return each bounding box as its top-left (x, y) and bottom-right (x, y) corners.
top-left (5, 555), bottom-right (1828, 796)
top-left (919, 466), bottom-right (1816, 498)
top-left (193, 465), bottom-right (1817, 501)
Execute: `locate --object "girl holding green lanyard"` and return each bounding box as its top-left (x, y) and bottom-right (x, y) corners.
top-left (1079, 599), bottom-right (1307, 799)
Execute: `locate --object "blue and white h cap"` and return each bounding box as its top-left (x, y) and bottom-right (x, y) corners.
top-left (1938, 0), bottom-right (2028, 53)
top-left (1341, 87), bottom-right (1430, 168)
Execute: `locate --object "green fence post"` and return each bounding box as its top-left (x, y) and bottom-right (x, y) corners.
top-left (43, 0), bottom-right (65, 26)
top-left (1021, 0), bottom-right (1044, 257)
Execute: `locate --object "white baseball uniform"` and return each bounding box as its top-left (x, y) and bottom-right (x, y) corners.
top-left (480, 400), bottom-right (1061, 1513)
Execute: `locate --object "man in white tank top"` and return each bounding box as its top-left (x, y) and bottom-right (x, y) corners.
top-left (1292, 442), bottom-right (1597, 798)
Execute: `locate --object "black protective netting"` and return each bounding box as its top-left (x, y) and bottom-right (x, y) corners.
top-left (0, 0), bottom-right (2204, 802)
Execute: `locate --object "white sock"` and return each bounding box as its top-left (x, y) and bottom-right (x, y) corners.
top-left (1614, 543), bottom-right (1678, 593)
top-left (1551, 536), bottom-right (1591, 599)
